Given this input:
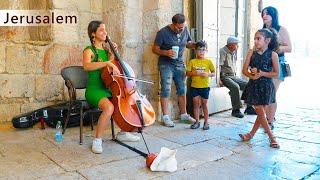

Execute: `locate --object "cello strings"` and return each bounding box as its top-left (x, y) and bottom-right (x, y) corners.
top-left (111, 74), bottom-right (154, 84)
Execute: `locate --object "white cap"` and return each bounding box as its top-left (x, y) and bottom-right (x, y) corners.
top-left (227, 36), bottom-right (240, 44)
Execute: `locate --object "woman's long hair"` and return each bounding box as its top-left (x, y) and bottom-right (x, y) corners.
top-left (262, 6), bottom-right (280, 32)
top-left (87, 20), bottom-right (113, 60)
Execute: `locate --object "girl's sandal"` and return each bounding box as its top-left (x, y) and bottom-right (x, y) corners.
top-left (239, 133), bottom-right (252, 141)
top-left (270, 138), bottom-right (280, 149)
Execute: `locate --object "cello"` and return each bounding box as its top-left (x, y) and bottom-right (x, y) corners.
top-left (101, 36), bottom-right (155, 132)
top-left (101, 36), bottom-right (161, 167)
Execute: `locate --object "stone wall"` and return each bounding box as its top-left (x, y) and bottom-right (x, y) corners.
top-left (141, 0), bottom-right (185, 121)
top-left (0, 0), bottom-right (103, 122)
top-left (1, 0), bottom-right (256, 123)
top-left (0, 0), bottom-right (186, 122)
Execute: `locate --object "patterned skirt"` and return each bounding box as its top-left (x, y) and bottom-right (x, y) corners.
top-left (241, 78), bottom-right (276, 105)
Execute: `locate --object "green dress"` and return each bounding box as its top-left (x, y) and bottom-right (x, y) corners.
top-left (84, 46), bottom-right (112, 107)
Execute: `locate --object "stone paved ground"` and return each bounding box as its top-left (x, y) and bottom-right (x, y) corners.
top-left (1, 105), bottom-right (319, 180)
top-left (1, 58), bottom-right (319, 180)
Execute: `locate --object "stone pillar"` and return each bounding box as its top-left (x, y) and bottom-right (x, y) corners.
top-left (219, 0), bottom-right (236, 48)
top-left (142, 0), bottom-right (184, 121)
top-left (103, 0), bottom-right (161, 119)
top-left (248, 0), bottom-right (262, 48)
top-left (102, 0), bottom-right (184, 122)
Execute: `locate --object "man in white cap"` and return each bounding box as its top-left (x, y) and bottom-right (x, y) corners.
top-left (219, 36), bottom-right (256, 118)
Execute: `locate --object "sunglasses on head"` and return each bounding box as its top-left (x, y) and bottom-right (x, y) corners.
top-left (196, 48), bottom-right (207, 52)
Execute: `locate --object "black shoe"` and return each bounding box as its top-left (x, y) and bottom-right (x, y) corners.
top-left (244, 106), bottom-right (256, 115)
top-left (231, 109), bottom-right (244, 118)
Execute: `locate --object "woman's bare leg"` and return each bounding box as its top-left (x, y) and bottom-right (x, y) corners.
top-left (95, 98), bottom-right (114, 138)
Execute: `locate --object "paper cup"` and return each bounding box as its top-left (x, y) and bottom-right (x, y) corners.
top-left (172, 46), bottom-right (179, 59)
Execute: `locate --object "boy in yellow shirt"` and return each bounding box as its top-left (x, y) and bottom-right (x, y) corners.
top-left (186, 40), bottom-right (215, 130)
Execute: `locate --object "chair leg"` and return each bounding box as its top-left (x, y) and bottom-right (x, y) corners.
top-left (90, 114), bottom-right (94, 131)
top-left (111, 118), bottom-right (115, 140)
top-left (80, 106), bottom-right (83, 145)
top-left (63, 102), bottom-right (72, 134)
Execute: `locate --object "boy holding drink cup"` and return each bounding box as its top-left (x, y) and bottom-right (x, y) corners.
top-left (186, 40), bottom-right (215, 130)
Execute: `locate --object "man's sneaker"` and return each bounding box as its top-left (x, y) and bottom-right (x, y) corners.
top-left (92, 138), bottom-right (103, 154)
top-left (162, 115), bottom-right (175, 127)
top-left (116, 132), bottom-right (140, 142)
top-left (180, 113), bottom-right (196, 124)
top-left (244, 106), bottom-right (257, 115)
top-left (231, 109), bottom-right (244, 118)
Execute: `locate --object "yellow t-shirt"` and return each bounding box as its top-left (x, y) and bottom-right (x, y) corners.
top-left (187, 58), bottom-right (215, 88)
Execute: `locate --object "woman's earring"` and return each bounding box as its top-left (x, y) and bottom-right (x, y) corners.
top-left (92, 35), bottom-right (95, 42)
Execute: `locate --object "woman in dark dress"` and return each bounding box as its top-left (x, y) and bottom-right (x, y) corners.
top-left (239, 28), bottom-right (280, 148)
top-left (262, 6), bottom-right (292, 128)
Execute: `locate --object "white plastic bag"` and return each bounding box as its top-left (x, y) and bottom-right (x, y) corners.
top-left (150, 147), bottom-right (177, 172)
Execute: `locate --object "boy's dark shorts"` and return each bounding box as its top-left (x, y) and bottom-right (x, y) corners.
top-left (190, 87), bottom-right (210, 99)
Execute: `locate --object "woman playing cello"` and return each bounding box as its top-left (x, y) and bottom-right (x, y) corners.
top-left (83, 20), bottom-right (140, 154)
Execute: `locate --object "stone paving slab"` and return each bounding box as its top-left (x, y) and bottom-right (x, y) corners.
top-left (75, 133), bottom-right (234, 179)
top-left (78, 142), bottom-right (235, 180)
top-left (38, 172), bottom-right (85, 180)
top-left (285, 153), bottom-right (320, 166)
top-left (308, 169), bottom-right (320, 180)
top-left (147, 116), bottom-right (258, 147)
top-left (175, 142), bottom-right (234, 171)
top-left (38, 125), bottom-right (182, 172)
top-left (117, 133), bottom-right (183, 154)
top-left (274, 139), bottom-right (320, 158)
top-left (0, 128), bottom-right (65, 179)
top-left (230, 151), bottom-right (318, 179)
top-left (221, 146), bottom-right (319, 179)
top-left (269, 162), bottom-right (318, 179)
top-left (207, 136), bottom-right (255, 154)
top-left (78, 156), bottom-right (163, 179)
top-left (154, 157), bottom-right (270, 180)
top-left (42, 137), bottom-right (140, 172)
top-left (0, 138), bottom-right (64, 179)
top-left (145, 123), bottom-right (215, 146)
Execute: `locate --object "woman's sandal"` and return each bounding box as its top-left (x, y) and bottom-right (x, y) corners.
top-left (238, 133), bottom-right (252, 141)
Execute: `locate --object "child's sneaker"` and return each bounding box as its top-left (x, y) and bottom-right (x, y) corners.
top-left (162, 115), bottom-right (175, 127)
top-left (116, 132), bottom-right (140, 142)
top-left (92, 138), bottom-right (103, 154)
top-left (180, 113), bottom-right (196, 124)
